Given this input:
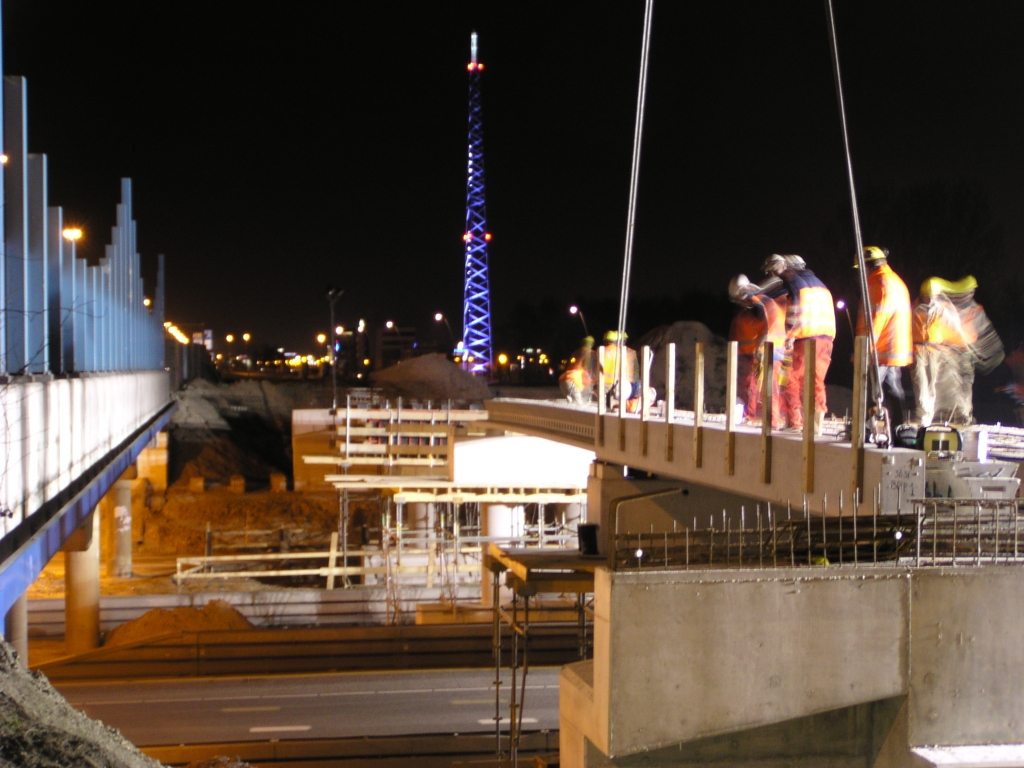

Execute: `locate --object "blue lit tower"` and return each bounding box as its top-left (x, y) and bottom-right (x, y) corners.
top-left (461, 31), bottom-right (493, 373)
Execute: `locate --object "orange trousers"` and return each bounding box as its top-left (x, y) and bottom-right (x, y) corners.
top-left (782, 337), bottom-right (832, 429)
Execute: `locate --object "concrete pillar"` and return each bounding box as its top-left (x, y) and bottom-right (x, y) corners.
top-left (113, 479), bottom-right (132, 578)
top-left (64, 511), bottom-right (100, 654)
top-left (407, 503), bottom-right (432, 532)
top-left (4, 593), bottom-right (28, 667)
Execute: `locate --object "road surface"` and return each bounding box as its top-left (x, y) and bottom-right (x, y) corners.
top-left (56, 666), bottom-right (560, 746)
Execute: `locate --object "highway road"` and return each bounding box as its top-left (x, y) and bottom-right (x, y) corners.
top-left (55, 667), bottom-right (560, 746)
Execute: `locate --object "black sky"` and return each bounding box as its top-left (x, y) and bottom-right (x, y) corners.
top-left (4, 1), bottom-right (1022, 355)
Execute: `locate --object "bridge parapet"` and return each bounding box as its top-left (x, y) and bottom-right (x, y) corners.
top-left (485, 398), bottom-right (923, 517)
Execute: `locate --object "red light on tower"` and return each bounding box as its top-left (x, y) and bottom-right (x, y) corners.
top-left (477, 63), bottom-right (484, 71)
top-left (467, 63), bottom-right (475, 71)
top-left (484, 233), bottom-right (492, 242)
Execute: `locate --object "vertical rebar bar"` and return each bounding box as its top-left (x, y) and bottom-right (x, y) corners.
top-left (757, 505), bottom-right (763, 568)
top-left (788, 502), bottom-right (794, 567)
top-left (853, 488), bottom-right (858, 566)
top-left (872, 487), bottom-right (878, 565)
top-left (492, 569), bottom-right (502, 758)
top-left (806, 498), bottom-right (812, 566)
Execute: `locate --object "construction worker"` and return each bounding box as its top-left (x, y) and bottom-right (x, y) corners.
top-left (912, 279), bottom-right (965, 427)
top-left (917, 276), bottom-right (1004, 425)
top-left (599, 331), bottom-right (640, 409)
top-left (763, 254), bottom-right (836, 435)
top-left (559, 336), bottom-right (597, 405)
top-left (854, 246), bottom-right (913, 424)
top-left (728, 275), bottom-right (786, 428)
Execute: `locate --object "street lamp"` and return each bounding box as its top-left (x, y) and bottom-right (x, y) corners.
top-left (226, 334), bottom-right (235, 343)
top-left (569, 305), bottom-right (589, 336)
top-left (327, 288), bottom-right (343, 411)
top-left (434, 312), bottom-right (456, 352)
top-left (836, 299), bottom-right (855, 338)
top-left (317, 333), bottom-right (327, 344)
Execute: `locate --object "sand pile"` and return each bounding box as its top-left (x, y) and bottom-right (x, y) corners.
top-left (636, 321), bottom-right (729, 411)
top-left (0, 639), bottom-right (162, 768)
top-left (370, 354), bottom-right (492, 403)
top-left (140, 490), bottom-right (341, 555)
top-left (105, 600), bottom-right (253, 647)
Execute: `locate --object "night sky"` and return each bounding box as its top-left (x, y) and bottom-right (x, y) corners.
top-left (4, 2), bottom-right (1022, 358)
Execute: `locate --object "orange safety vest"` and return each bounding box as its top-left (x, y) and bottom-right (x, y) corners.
top-left (600, 344), bottom-right (638, 387)
top-left (856, 264), bottom-right (912, 367)
top-left (730, 295), bottom-right (786, 359)
top-left (786, 270), bottom-right (836, 340)
top-left (912, 296), bottom-right (966, 347)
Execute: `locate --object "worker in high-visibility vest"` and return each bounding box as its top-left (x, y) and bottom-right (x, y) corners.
top-left (854, 246), bottom-right (912, 424)
top-left (728, 275), bottom-right (786, 428)
top-left (599, 331), bottom-right (640, 409)
top-left (559, 336), bottom-right (597, 405)
top-left (764, 254), bottom-right (836, 435)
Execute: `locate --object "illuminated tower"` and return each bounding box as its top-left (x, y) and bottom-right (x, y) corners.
top-left (461, 31), bottom-right (493, 373)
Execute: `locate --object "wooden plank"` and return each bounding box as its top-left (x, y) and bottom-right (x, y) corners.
top-left (802, 337), bottom-right (816, 494)
top-left (694, 341), bottom-right (705, 468)
top-left (725, 340), bottom-right (737, 475)
top-left (761, 340), bottom-right (773, 484)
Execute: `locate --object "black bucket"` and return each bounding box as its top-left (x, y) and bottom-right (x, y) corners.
top-left (578, 523), bottom-right (600, 556)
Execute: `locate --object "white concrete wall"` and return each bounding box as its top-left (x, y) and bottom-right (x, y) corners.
top-left (562, 565), bottom-right (1024, 766)
top-left (452, 435), bottom-right (593, 486)
top-left (0, 371), bottom-right (169, 535)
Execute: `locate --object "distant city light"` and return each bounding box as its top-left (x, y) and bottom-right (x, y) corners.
top-left (242, 333), bottom-right (251, 342)
top-left (497, 353), bottom-right (508, 365)
top-left (62, 227), bottom-right (83, 242)
top-left (143, 298), bottom-right (151, 307)
top-left (226, 334), bottom-right (235, 343)
top-left (484, 233), bottom-right (492, 242)
top-left (836, 299), bottom-right (846, 310)
top-left (434, 313), bottom-right (444, 322)
top-left (385, 320), bottom-right (394, 329)
top-left (317, 333), bottom-right (327, 344)
top-left (335, 325), bottom-right (344, 335)
top-left (357, 319), bottom-right (366, 333)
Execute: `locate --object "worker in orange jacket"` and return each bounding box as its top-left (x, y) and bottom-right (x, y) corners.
top-left (728, 275), bottom-right (786, 428)
top-left (854, 247), bottom-right (912, 424)
top-left (764, 254), bottom-right (835, 435)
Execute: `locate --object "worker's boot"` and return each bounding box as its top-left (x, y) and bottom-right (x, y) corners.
top-left (813, 409), bottom-right (825, 437)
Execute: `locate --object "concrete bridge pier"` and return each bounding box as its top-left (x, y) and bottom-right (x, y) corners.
top-left (3, 594), bottom-right (28, 666)
top-left (63, 511), bottom-right (100, 654)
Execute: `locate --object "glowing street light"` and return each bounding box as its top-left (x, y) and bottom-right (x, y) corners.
top-left (242, 333), bottom-right (251, 342)
top-left (569, 305), bottom-right (590, 336)
top-left (226, 334), bottom-right (235, 343)
top-left (143, 297), bottom-right (151, 307)
top-left (836, 299), bottom-right (854, 337)
top-left (434, 312), bottom-right (455, 351)
top-left (317, 333), bottom-right (327, 344)
top-left (385, 320), bottom-right (394, 330)
top-left (335, 325), bottom-right (344, 336)
top-left (497, 353), bottom-right (508, 365)
top-left (62, 227), bottom-right (83, 242)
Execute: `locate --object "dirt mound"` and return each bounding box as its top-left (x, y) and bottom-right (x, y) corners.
top-left (370, 354), bottom-right (492, 403)
top-left (105, 600), bottom-right (253, 647)
top-left (635, 321), bottom-right (728, 411)
top-left (0, 639), bottom-right (161, 768)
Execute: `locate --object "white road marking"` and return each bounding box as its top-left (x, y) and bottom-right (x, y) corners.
top-left (222, 706), bottom-right (280, 713)
top-left (249, 725), bottom-right (311, 733)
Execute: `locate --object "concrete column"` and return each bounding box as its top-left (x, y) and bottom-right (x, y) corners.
top-left (64, 511), bottom-right (100, 654)
top-left (3, 593), bottom-right (28, 667)
top-left (113, 479), bottom-right (132, 578)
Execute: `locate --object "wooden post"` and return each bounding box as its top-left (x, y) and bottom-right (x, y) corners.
top-left (761, 341), bottom-right (773, 484)
top-left (851, 335), bottom-right (868, 511)
top-left (597, 346), bottom-right (606, 447)
top-left (725, 341), bottom-right (737, 475)
top-left (802, 338), bottom-right (816, 494)
top-left (693, 342), bottom-right (705, 468)
top-left (326, 531), bottom-right (339, 590)
top-left (641, 346), bottom-right (651, 457)
top-left (665, 342), bottom-right (676, 462)
top-left (618, 343), bottom-right (627, 451)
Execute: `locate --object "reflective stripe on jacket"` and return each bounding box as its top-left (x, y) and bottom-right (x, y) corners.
top-left (856, 264), bottom-right (912, 367)
top-left (785, 270), bottom-right (836, 340)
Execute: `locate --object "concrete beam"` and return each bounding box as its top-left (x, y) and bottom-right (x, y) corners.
top-left (485, 400), bottom-right (925, 516)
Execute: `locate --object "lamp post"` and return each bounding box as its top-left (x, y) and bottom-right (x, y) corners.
top-left (569, 305), bottom-right (589, 336)
top-left (62, 228), bottom-right (83, 372)
top-left (836, 299), bottom-right (855, 338)
top-left (434, 312), bottom-right (456, 354)
top-left (327, 288), bottom-right (343, 411)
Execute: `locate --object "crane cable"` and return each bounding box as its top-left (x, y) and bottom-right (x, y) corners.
top-left (616, 0), bottom-right (655, 356)
top-left (823, 0), bottom-right (887, 431)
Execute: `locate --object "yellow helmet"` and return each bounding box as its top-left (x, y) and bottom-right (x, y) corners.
top-left (854, 246), bottom-right (888, 268)
top-left (921, 276), bottom-right (977, 298)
